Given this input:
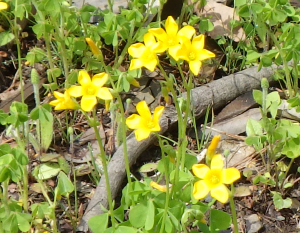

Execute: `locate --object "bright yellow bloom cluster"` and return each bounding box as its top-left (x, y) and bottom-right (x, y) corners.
top-left (128, 16), bottom-right (215, 75)
top-left (50, 70), bottom-right (113, 112)
top-left (0, 1), bottom-right (8, 10)
top-left (192, 154), bottom-right (240, 203)
top-left (126, 100), bottom-right (164, 141)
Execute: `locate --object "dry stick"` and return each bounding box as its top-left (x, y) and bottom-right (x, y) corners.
top-left (78, 64), bottom-right (281, 231)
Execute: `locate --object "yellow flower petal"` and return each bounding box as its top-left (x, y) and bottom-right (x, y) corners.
top-left (192, 35), bottom-right (205, 50)
top-left (126, 114), bottom-right (143, 129)
top-left (207, 135), bottom-right (221, 157)
top-left (148, 28), bottom-right (168, 43)
top-left (193, 180), bottom-right (210, 200)
top-left (68, 86), bottom-right (83, 97)
top-left (192, 164), bottom-right (210, 179)
top-left (150, 181), bottom-right (166, 192)
top-left (53, 91), bottom-right (64, 99)
top-left (135, 127), bottom-right (151, 141)
top-left (136, 101), bottom-right (151, 120)
top-left (92, 73), bottom-right (108, 88)
top-left (128, 43), bottom-right (146, 58)
top-left (168, 44), bottom-right (182, 61)
top-left (85, 38), bottom-right (101, 55)
top-left (97, 87), bottom-right (113, 100)
top-left (165, 16), bottom-right (178, 37)
top-left (177, 25), bottom-right (196, 40)
top-left (144, 32), bottom-right (157, 48)
top-left (78, 70), bottom-right (92, 86)
top-left (152, 106), bottom-right (165, 130)
top-left (129, 79), bottom-right (140, 87)
top-left (152, 41), bottom-right (168, 54)
top-left (144, 59), bottom-right (158, 71)
top-left (210, 154), bottom-right (224, 170)
top-left (197, 49), bottom-right (216, 61)
top-left (81, 95), bottom-right (97, 112)
top-left (129, 59), bottom-right (144, 70)
top-left (222, 168), bottom-right (240, 184)
top-left (189, 60), bottom-right (202, 75)
top-left (210, 184), bottom-right (229, 203)
top-left (0, 2), bottom-right (8, 10)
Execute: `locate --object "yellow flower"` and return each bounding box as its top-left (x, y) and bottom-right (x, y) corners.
top-left (85, 38), bottom-right (101, 55)
top-left (0, 1), bottom-right (8, 10)
top-left (150, 181), bottom-right (166, 192)
top-left (149, 16), bottom-right (195, 60)
top-left (49, 90), bottom-right (78, 110)
top-left (192, 154), bottom-right (240, 203)
top-left (128, 32), bottom-right (165, 71)
top-left (126, 100), bottom-right (164, 141)
top-left (68, 70), bottom-right (113, 112)
top-left (177, 35), bottom-right (215, 75)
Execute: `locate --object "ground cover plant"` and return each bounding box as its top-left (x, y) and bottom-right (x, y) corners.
top-left (1, 0), bottom-right (300, 232)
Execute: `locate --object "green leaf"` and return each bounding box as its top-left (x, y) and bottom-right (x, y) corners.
top-left (32, 23), bottom-right (53, 39)
top-left (199, 19), bottom-right (214, 33)
top-left (56, 171), bottom-right (74, 197)
top-left (0, 32), bottom-right (15, 46)
top-left (16, 212), bottom-right (31, 232)
top-left (252, 90), bottom-right (262, 105)
top-left (129, 203), bottom-right (147, 228)
top-left (145, 199), bottom-right (155, 230)
top-left (246, 119), bottom-right (263, 136)
top-left (3, 214), bottom-right (18, 233)
top-left (210, 209), bottom-right (231, 233)
top-left (282, 137), bottom-right (300, 158)
top-left (30, 104), bottom-right (53, 151)
top-left (261, 55), bottom-right (273, 67)
top-left (26, 48), bottom-right (46, 65)
top-left (184, 153), bottom-right (197, 170)
top-left (34, 163), bottom-right (61, 180)
top-left (272, 191), bottom-right (292, 209)
top-left (246, 50), bottom-right (261, 62)
top-left (114, 226), bottom-right (137, 233)
top-left (0, 143), bottom-right (11, 156)
top-left (88, 213), bottom-right (109, 233)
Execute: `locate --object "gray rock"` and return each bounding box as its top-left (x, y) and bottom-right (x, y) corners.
top-left (245, 214), bottom-right (263, 233)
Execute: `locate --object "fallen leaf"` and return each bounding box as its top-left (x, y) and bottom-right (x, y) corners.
top-left (234, 185), bottom-right (251, 197)
top-left (194, 0), bottom-right (245, 42)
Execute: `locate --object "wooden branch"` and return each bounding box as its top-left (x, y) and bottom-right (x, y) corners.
top-left (78, 64), bottom-right (278, 231)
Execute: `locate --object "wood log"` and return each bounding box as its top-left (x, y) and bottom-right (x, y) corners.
top-left (78, 64), bottom-right (278, 231)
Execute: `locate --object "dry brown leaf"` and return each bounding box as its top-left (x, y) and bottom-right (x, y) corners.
top-left (234, 185), bottom-right (251, 197)
top-left (195, 0), bottom-right (245, 42)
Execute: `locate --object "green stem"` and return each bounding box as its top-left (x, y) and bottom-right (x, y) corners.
top-left (31, 0), bottom-right (57, 84)
top-left (37, 178), bottom-right (58, 233)
top-left (268, 31), bottom-right (293, 97)
top-left (157, 135), bottom-right (170, 233)
top-left (229, 184), bottom-right (239, 233)
top-left (13, 18), bottom-right (24, 104)
top-left (2, 180), bottom-right (9, 213)
top-left (89, 109), bottom-right (116, 230)
top-left (158, 63), bottom-right (184, 198)
top-left (110, 85), bottom-right (133, 203)
top-left (280, 158), bottom-right (294, 191)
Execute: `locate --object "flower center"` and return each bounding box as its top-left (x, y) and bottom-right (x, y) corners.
top-left (146, 120), bottom-right (155, 129)
top-left (87, 87), bottom-right (96, 95)
top-left (210, 175), bottom-right (220, 184)
top-left (189, 52), bottom-right (196, 60)
top-left (168, 39), bottom-right (175, 46)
